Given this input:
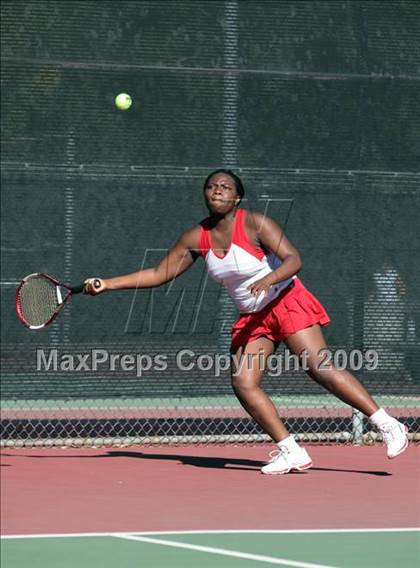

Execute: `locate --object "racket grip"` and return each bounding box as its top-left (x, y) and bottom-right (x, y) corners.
top-left (71, 284), bottom-right (86, 294)
top-left (72, 279), bottom-right (101, 294)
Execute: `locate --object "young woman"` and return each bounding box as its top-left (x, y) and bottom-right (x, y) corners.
top-left (84, 169), bottom-right (408, 474)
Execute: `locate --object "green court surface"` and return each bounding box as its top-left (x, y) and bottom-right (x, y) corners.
top-left (2, 530), bottom-right (419, 568)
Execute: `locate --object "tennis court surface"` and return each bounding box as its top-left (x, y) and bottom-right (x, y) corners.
top-left (1, 445), bottom-right (419, 567)
top-left (3, 530), bottom-right (419, 568)
top-left (2, 0), bottom-right (420, 566)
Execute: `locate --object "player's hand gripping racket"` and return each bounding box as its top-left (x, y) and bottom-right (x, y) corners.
top-left (16, 273), bottom-right (101, 330)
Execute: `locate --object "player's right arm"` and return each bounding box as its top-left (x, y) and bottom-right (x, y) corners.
top-left (84, 226), bottom-right (201, 295)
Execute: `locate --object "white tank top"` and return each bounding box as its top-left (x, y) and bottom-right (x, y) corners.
top-left (199, 209), bottom-right (294, 313)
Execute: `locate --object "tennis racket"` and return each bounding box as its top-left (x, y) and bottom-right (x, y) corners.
top-left (15, 273), bottom-right (100, 330)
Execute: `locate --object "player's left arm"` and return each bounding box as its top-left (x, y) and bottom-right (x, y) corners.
top-left (247, 212), bottom-right (302, 297)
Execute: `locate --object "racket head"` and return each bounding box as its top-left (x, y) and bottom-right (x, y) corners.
top-left (15, 273), bottom-right (72, 330)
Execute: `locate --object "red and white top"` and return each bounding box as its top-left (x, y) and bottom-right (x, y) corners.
top-left (199, 209), bottom-right (295, 313)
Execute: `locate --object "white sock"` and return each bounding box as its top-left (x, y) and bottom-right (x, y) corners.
top-left (277, 435), bottom-right (300, 452)
top-left (369, 408), bottom-right (394, 428)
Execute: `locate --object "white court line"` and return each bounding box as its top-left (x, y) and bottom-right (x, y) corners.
top-left (114, 533), bottom-right (337, 568)
top-left (2, 528), bottom-right (419, 539)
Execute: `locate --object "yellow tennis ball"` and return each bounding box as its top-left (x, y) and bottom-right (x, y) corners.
top-left (115, 93), bottom-right (132, 111)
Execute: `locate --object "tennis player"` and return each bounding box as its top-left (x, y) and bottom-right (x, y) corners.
top-left (84, 169), bottom-right (409, 474)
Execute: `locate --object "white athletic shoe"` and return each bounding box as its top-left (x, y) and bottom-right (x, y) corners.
top-left (379, 420), bottom-right (409, 459)
top-left (261, 446), bottom-right (313, 475)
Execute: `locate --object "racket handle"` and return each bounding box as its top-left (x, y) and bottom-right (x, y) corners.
top-left (72, 279), bottom-right (101, 294)
top-left (71, 284), bottom-right (85, 294)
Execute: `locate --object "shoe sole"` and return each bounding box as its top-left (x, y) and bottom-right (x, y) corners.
top-left (388, 427), bottom-right (409, 459)
top-left (261, 460), bottom-right (313, 475)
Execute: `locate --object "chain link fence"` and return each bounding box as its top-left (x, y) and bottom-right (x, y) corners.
top-left (2, 168), bottom-right (419, 447)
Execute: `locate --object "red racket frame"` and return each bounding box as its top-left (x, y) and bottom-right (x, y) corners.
top-left (15, 273), bottom-right (82, 330)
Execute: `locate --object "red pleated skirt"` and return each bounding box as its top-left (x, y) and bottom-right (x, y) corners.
top-left (231, 278), bottom-right (331, 348)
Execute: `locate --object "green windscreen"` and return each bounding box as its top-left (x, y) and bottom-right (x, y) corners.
top-left (1, 0), bottom-right (419, 445)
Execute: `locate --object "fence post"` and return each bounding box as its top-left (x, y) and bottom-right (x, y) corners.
top-left (352, 409), bottom-right (364, 444)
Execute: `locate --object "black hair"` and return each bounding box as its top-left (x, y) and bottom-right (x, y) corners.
top-left (203, 168), bottom-right (245, 201)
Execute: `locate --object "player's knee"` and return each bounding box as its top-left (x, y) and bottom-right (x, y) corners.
top-left (231, 374), bottom-right (258, 399)
top-left (308, 363), bottom-right (342, 388)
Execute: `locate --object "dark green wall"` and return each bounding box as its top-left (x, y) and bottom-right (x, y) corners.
top-left (1, 1), bottom-right (419, 398)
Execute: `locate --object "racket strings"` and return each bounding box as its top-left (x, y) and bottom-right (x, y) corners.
top-left (18, 278), bottom-right (60, 327)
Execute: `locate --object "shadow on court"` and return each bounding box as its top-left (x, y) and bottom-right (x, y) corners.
top-left (107, 451), bottom-right (392, 475)
top-left (0, 450), bottom-right (391, 475)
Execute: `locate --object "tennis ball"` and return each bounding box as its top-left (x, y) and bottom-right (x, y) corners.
top-left (115, 93), bottom-right (132, 111)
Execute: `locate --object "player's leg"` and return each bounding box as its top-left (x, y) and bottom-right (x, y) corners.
top-left (284, 324), bottom-right (378, 415)
top-left (231, 337), bottom-right (312, 474)
top-left (284, 324), bottom-right (408, 457)
top-left (231, 336), bottom-right (287, 441)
